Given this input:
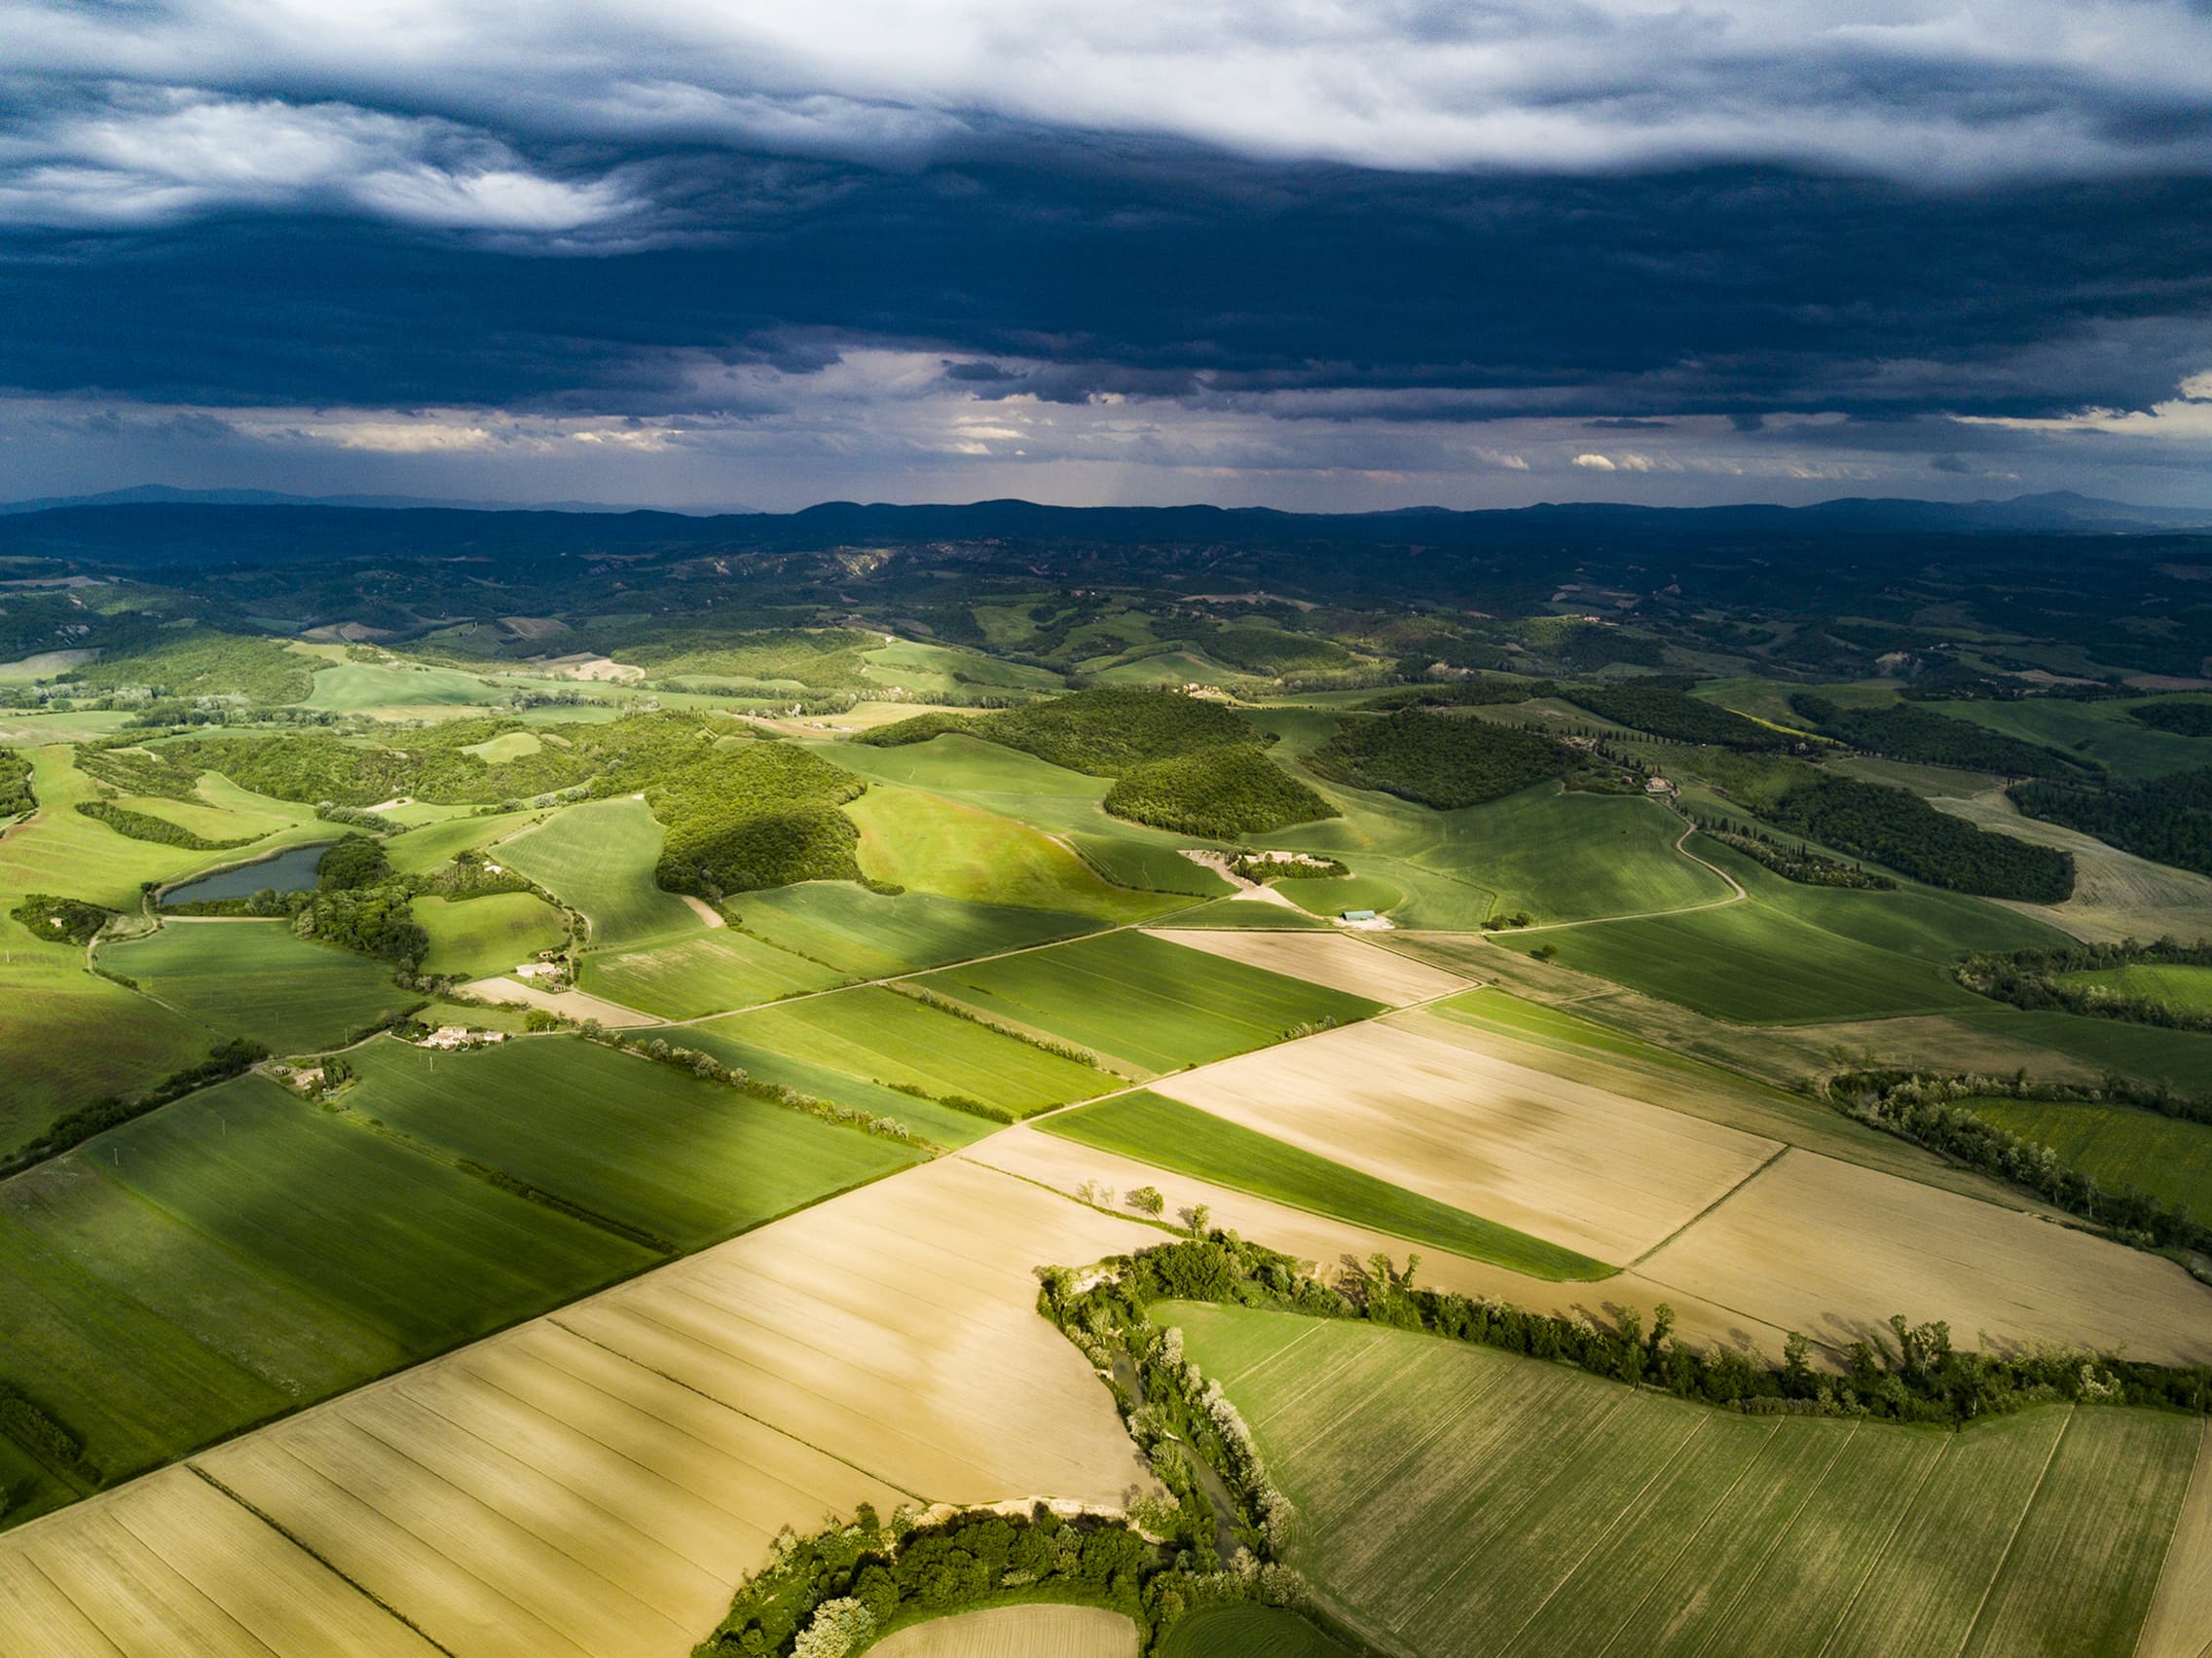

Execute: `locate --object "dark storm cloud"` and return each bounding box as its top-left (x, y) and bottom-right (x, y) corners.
top-left (3, 141), bottom-right (2210, 430)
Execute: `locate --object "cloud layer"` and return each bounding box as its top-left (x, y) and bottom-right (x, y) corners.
top-left (1, 0), bottom-right (2209, 506)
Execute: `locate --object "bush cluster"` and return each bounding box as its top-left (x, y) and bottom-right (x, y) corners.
top-left (74, 798), bottom-right (257, 851)
top-left (1305, 708), bottom-right (1567, 809)
top-left (1828, 1069), bottom-right (2212, 1259)
top-left (2012, 764), bottom-right (2212, 879)
top-left (1789, 693), bottom-right (2085, 777)
top-left (1561, 682), bottom-right (1794, 751)
top-left (1763, 773), bottom-right (2074, 902)
top-left (649, 743), bottom-right (867, 899)
top-left (10, 893), bottom-right (116, 944)
top-left (1953, 937), bottom-right (2212, 1035)
top-left (0, 749), bottom-right (31, 817)
top-left (0, 1037), bottom-right (268, 1180)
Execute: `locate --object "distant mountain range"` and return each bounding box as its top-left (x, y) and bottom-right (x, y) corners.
top-left (2, 487), bottom-right (2208, 574)
top-left (2, 485), bottom-right (2203, 534)
top-left (0, 485), bottom-right (756, 517)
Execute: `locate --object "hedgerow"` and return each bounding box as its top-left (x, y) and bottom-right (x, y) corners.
top-left (74, 799), bottom-right (258, 850)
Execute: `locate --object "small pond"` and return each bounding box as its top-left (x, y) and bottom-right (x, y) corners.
top-left (161, 842), bottom-right (332, 906)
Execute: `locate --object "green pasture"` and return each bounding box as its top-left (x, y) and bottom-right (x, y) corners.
top-left (1170, 1305), bottom-right (2199, 1658)
top-left (1040, 1091), bottom-right (1608, 1279)
top-left (914, 930), bottom-right (1381, 1073)
top-left (0, 747), bottom-right (328, 910)
top-left (671, 1025), bottom-right (1004, 1148)
top-left (99, 920), bottom-right (419, 1053)
top-left (1161, 897), bottom-right (1334, 929)
top-left (846, 781), bottom-right (1182, 922)
top-left (736, 881), bottom-right (1102, 978)
top-left (0, 1073), bottom-right (650, 1487)
top-left (696, 984), bottom-right (1112, 1116)
top-left (1255, 779), bottom-right (1730, 930)
top-left (862, 637), bottom-right (1062, 695)
top-left (1962, 1095), bottom-right (2212, 1216)
top-left (823, 731), bottom-right (1236, 900)
top-left (0, 941), bottom-right (210, 1157)
top-left (410, 891), bottom-right (570, 980)
top-left (380, 806), bottom-right (540, 874)
top-left (1530, 838), bottom-right (2063, 1025)
top-left (1158, 1606), bottom-right (1355, 1658)
top-left (1958, 1007), bottom-right (2212, 1096)
top-left (344, 1037), bottom-right (920, 1249)
top-left (1277, 872), bottom-right (1403, 916)
top-left (581, 927), bottom-right (849, 1019)
top-left (495, 795), bottom-right (700, 948)
top-left (298, 659), bottom-right (508, 716)
top-left (2058, 961), bottom-right (2212, 1013)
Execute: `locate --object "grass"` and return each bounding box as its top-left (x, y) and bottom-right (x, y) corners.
top-left (1277, 872), bottom-right (1403, 916)
top-left (380, 807), bottom-right (540, 874)
top-left (1926, 695), bottom-right (2212, 782)
top-left (343, 1036), bottom-right (923, 1249)
top-left (737, 881), bottom-right (1105, 977)
top-left (409, 892), bottom-right (570, 980)
top-left (1039, 1090), bottom-right (1610, 1279)
top-left (1961, 1096), bottom-right (2212, 1215)
top-left (0, 1036), bottom-right (927, 1506)
top-left (1530, 840), bottom-right (2066, 1026)
top-left (98, 920), bottom-right (420, 1053)
top-left (298, 659), bottom-right (508, 715)
top-left (1167, 1304), bottom-right (2199, 1658)
top-left (0, 1072), bottom-right (651, 1486)
top-left (846, 782), bottom-right (1183, 922)
top-left (2057, 961), bottom-right (2212, 1013)
top-left (670, 1025), bottom-right (1006, 1148)
top-left (695, 984), bottom-right (1112, 1116)
top-left (581, 927), bottom-right (850, 1019)
top-left (0, 940), bottom-right (210, 1157)
top-left (1158, 1606), bottom-right (1356, 1658)
top-left (914, 930), bottom-right (1382, 1074)
top-left (0, 747), bottom-right (328, 910)
top-left (1957, 1007), bottom-right (2212, 1096)
top-left (494, 795), bottom-right (700, 948)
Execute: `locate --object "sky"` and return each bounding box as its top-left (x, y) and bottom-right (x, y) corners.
top-left (3, 1), bottom-right (2212, 512)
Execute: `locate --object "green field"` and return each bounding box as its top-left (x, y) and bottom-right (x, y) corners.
top-left (1169, 1304), bottom-right (2200, 1658)
top-left (1963, 1095), bottom-right (2212, 1215)
top-left (581, 926), bottom-right (850, 1018)
top-left (380, 806), bottom-right (539, 874)
top-left (99, 920), bottom-right (420, 1053)
top-left (0, 1036), bottom-right (924, 1515)
top-left (1531, 839), bottom-right (2064, 1025)
top-left (1959, 1006), bottom-right (2212, 1096)
top-left (695, 983), bottom-right (1115, 1115)
top-left (2058, 961), bottom-right (2212, 1013)
top-left (915, 930), bottom-right (1382, 1073)
top-left (1927, 695), bottom-right (2212, 781)
top-left (299, 659), bottom-right (509, 716)
top-left (1039, 1091), bottom-right (1609, 1278)
top-left (0, 1073), bottom-right (651, 1492)
top-left (665, 1024), bottom-right (1003, 1148)
top-left (0, 941), bottom-right (211, 1157)
top-left (343, 1036), bottom-right (921, 1248)
top-left (1277, 872), bottom-right (1403, 916)
top-left (1159, 1605), bottom-right (1356, 1658)
top-left (846, 781), bottom-right (1184, 922)
top-left (410, 891), bottom-right (570, 980)
top-left (738, 880), bottom-right (1103, 977)
top-left (495, 795), bottom-right (701, 947)
top-left (1260, 780), bottom-right (1730, 931)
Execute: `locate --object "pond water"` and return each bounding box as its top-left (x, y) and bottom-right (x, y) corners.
top-left (161, 842), bottom-right (331, 906)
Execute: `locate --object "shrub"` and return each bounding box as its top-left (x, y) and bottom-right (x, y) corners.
top-left (1305, 708), bottom-right (1567, 809)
